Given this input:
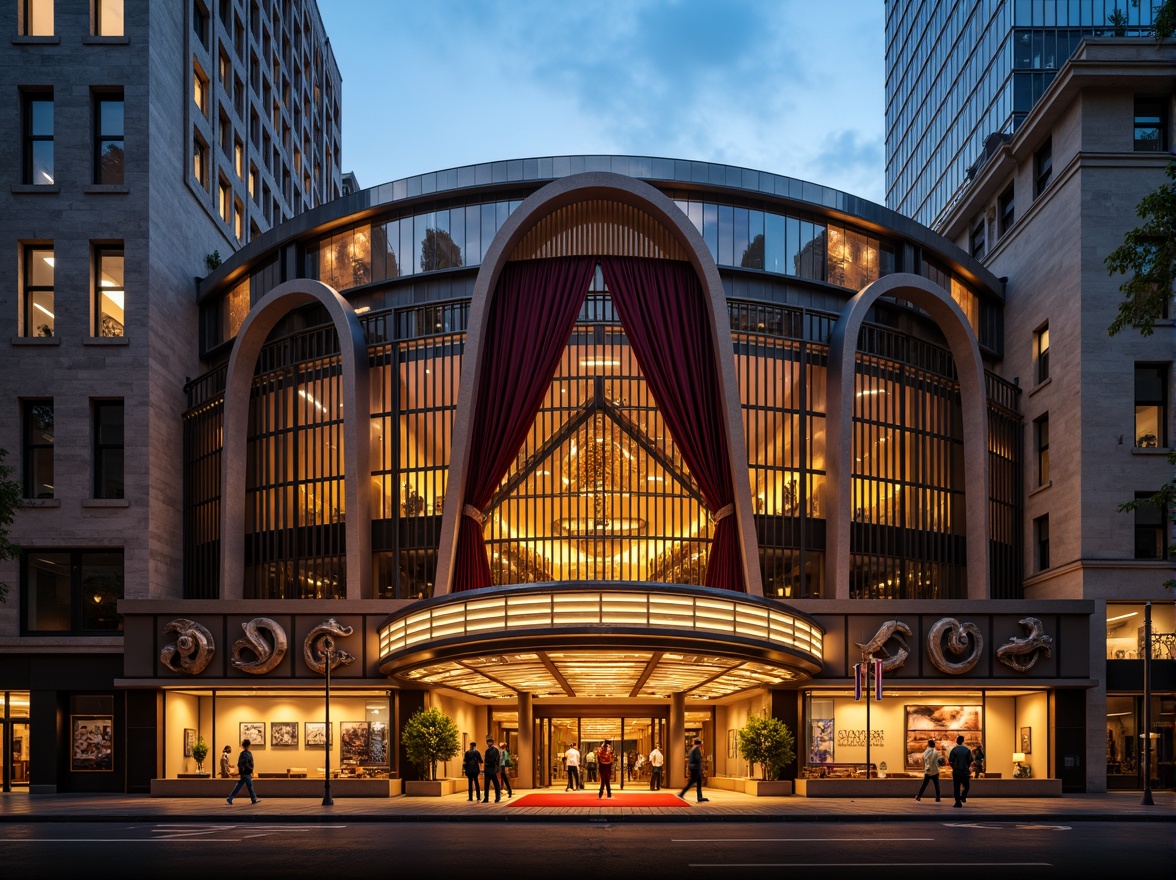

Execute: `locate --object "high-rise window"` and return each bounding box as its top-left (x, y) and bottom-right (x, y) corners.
top-left (1035, 323), bottom-right (1050, 383)
top-left (94, 245), bottom-right (124, 337)
top-left (234, 138), bottom-right (244, 179)
top-left (1034, 138), bottom-right (1052, 198)
top-left (969, 221), bottom-right (985, 259)
top-left (1134, 97), bottom-right (1167, 151)
top-left (193, 132), bottom-right (209, 189)
top-left (1035, 414), bottom-right (1050, 486)
top-left (193, 65), bottom-right (208, 117)
top-left (234, 196), bottom-right (244, 241)
top-left (21, 549), bottom-right (124, 633)
top-left (21, 0), bottom-right (53, 35)
top-left (94, 0), bottom-right (124, 36)
top-left (93, 94), bottom-right (124, 184)
top-left (1134, 363), bottom-right (1168, 448)
top-left (92, 400), bottom-right (124, 499)
top-left (1133, 493), bottom-right (1168, 560)
top-left (23, 245), bottom-right (55, 337)
top-left (193, 0), bottom-right (209, 48)
top-left (1034, 514), bottom-right (1050, 571)
top-left (22, 400), bottom-right (54, 499)
top-left (219, 177), bottom-right (232, 224)
top-left (22, 92), bottom-right (53, 186)
top-left (998, 185), bottom-right (1015, 237)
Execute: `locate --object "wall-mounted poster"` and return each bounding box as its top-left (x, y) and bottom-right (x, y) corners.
top-left (1020, 727), bottom-right (1032, 755)
top-left (904, 705), bottom-right (982, 772)
top-left (183, 728), bottom-right (196, 758)
top-left (340, 721), bottom-right (371, 763)
top-left (239, 721), bottom-right (265, 749)
top-left (809, 718), bottom-right (834, 764)
top-left (71, 715), bottom-right (114, 772)
top-left (305, 722), bottom-right (333, 748)
top-left (271, 721), bottom-right (299, 747)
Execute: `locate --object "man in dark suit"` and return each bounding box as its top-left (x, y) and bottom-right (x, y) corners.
top-left (678, 737), bottom-right (709, 803)
top-left (481, 736), bottom-right (501, 803)
top-left (462, 742), bottom-right (483, 802)
top-left (948, 734), bottom-right (974, 807)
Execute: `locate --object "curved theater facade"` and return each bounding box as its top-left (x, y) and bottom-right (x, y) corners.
top-left (117, 155), bottom-right (1101, 795)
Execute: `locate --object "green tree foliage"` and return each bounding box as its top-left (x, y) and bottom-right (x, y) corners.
top-left (401, 707), bottom-right (460, 781)
top-left (0, 450), bottom-right (21, 602)
top-left (1104, 161), bottom-right (1176, 338)
top-left (737, 714), bottom-right (796, 780)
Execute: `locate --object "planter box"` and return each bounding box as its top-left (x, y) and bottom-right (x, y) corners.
top-left (404, 778), bottom-right (466, 797)
top-left (744, 779), bottom-right (793, 797)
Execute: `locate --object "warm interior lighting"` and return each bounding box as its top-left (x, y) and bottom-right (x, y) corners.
top-left (1106, 612), bottom-right (1138, 624)
top-left (42, 256), bottom-right (54, 267)
top-left (1012, 752), bottom-right (1027, 763)
top-left (34, 302), bottom-right (55, 319)
top-left (298, 388), bottom-right (327, 413)
top-left (579, 358), bottom-right (621, 368)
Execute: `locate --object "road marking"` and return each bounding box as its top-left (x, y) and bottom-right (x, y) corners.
top-left (946, 822), bottom-right (1071, 831)
top-left (690, 862), bottom-right (1054, 868)
top-left (674, 838), bottom-right (936, 842)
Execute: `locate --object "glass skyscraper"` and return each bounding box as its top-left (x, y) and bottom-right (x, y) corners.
top-left (885, 0), bottom-right (1161, 228)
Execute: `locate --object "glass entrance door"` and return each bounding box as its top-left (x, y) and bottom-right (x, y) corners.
top-left (540, 715), bottom-right (667, 790)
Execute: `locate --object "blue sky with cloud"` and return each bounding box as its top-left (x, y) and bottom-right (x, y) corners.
top-left (317, 0), bottom-right (885, 203)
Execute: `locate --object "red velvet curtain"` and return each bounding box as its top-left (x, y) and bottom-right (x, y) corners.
top-left (453, 256), bottom-right (598, 591)
top-left (600, 256), bottom-right (744, 592)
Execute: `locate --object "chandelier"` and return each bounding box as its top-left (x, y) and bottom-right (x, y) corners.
top-left (552, 413), bottom-right (647, 539)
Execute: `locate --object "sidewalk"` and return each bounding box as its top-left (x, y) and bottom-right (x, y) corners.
top-left (0, 788), bottom-right (1173, 823)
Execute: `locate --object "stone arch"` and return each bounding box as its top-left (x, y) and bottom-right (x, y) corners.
top-left (219, 279), bottom-right (371, 599)
top-left (826, 272), bottom-right (990, 600)
top-left (433, 171), bottom-right (763, 597)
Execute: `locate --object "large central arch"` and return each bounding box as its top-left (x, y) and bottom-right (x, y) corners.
top-left (433, 172), bottom-right (763, 597)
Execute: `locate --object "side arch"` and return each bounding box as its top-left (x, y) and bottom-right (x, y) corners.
top-left (826, 272), bottom-right (990, 601)
top-left (219, 279), bottom-right (371, 600)
top-left (433, 171), bottom-right (763, 597)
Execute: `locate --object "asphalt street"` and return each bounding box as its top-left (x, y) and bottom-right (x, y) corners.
top-left (0, 819), bottom-right (1171, 879)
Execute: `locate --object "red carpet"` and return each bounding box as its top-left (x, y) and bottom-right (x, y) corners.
top-left (508, 792), bottom-right (691, 807)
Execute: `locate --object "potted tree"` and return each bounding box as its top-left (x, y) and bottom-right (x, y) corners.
top-left (191, 735), bottom-right (210, 776)
top-left (737, 715), bottom-right (796, 796)
top-left (401, 707), bottom-right (460, 796)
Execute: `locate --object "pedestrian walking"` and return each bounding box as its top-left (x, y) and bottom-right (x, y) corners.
top-left (225, 740), bottom-right (261, 804)
top-left (498, 741), bottom-right (514, 798)
top-left (462, 741), bottom-right (483, 802)
top-left (585, 746), bottom-right (597, 783)
top-left (565, 743), bottom-right (581, 791)
top-left (481, 737), bottom-right (501, 803)
top-left (596, 739), bottom-right (615, 798)
top-left (678, 737), bottom-right (709, 803)
top-left (948, 734), bottom-right (974, 807)
top-left (914, 738), bottom-right (942, 802)
top-left (647, 744), bottom-right (664, 790)
top-left (972, 743), bottom-right (986, 778)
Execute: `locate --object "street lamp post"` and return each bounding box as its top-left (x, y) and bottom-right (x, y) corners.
top-left (1141, 602), bottom-right (1154, 806)
top-left (322, 635), bottom-right (335, 807)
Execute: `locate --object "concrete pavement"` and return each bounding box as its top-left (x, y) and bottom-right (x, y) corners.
top-left (0, 788), bottom-right (1173, 823)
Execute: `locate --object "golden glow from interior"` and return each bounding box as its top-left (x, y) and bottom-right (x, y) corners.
top-left (380, 586), bottom-right (822, 699)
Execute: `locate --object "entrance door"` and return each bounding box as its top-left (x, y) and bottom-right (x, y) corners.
top-left (2, 720), bottom-right (30, 789)
top-left (541, 716), bottom-right (666, 790)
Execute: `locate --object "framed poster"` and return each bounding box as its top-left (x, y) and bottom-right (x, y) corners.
top-left (183, 728), bottom-right (196, 758)
top-left (305, 722), bottom-right (333, 748)
top-left (904, 705), bottom-right (982, 772)
top-left (340, 721), bottom-right (371, 763)
top-left (271, 721), bottom-right (299, 747)
top-left (239, 721), bottom-right (265, 748)
top-left (71, 715), bottom-right (114, 772)
top-left (809, 718), bottom-right (834, 764)
top-left (368, 722), bottom-right (389, 766)
top-left (1020, 727), bottom-right (1032, 755)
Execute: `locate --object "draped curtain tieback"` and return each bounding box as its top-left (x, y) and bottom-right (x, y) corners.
top-left (710, 503), bottom-right (734, 524)
top-left (463, 504), bottom-right (484, 523)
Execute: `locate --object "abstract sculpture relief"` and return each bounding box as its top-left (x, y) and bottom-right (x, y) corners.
top-left (160, 618), bottom-right (216, 674)
top-left (927, 617), bottom-right (984, 674)
top-left (303, 618), bottom-right (357, 674)
top-left (231, 618), bottom-right (288, 674)
top-left (856, 619), bottom-right (913, 671)
top-left (996, 617), bottom-right (1054, 673)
